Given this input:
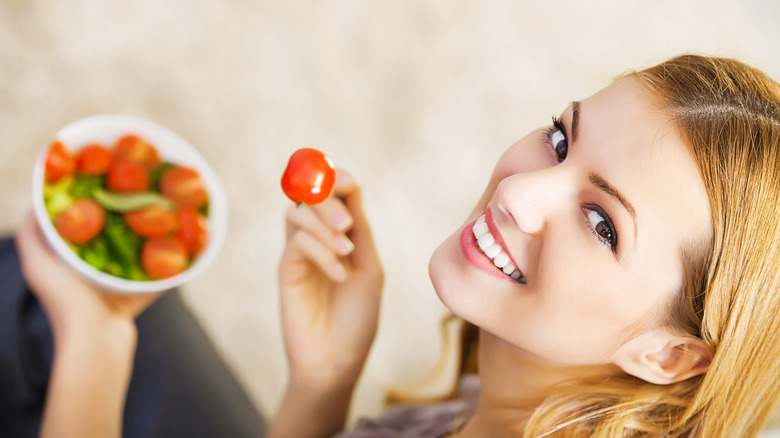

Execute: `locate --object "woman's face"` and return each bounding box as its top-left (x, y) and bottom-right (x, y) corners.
top-left (429, 77), bottom-right (711, 365)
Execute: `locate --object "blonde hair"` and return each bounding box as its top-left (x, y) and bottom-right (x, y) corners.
top-left (518, 55), bottom-right (780, 437)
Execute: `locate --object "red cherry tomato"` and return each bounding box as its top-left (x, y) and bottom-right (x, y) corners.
top-left (280, 148), bottom-right (336, 205)
top-left (107, 161), bottom-right (150, 193)
top-left (76, 143), bottom-right (113, 176)
top-left (160, 166), bottom-right (208, 208)
top-left (176, 208), bottom-right (208, 254)
top-left (141, 236), bottom-right (190, 279)
top-left (113, 134), bottom-right (162, 170)
top-left (45, 140), bottom-right (76, 182)
top-left (124, 206), bottom-right (179, 238)
top-left (54, 198), bottom-right (105, 244)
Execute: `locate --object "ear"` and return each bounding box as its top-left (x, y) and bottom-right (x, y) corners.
top-left (612, 331), bottom-right (714, 385)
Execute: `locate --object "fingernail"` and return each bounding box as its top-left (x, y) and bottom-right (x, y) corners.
top-left (331, 212), bottom-right (352, 230)
top-left (334, 236), bottom-right (354, 255)
top-left (332, 264), bottom-right (347, 282)
top-left (337, 172), bottom-right (352, 186)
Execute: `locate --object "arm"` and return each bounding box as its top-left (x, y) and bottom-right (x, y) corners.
top-left (40, 316), bottom-right (136, 438)
top-left (15, 212), bottom-right (160, 438)
top-left (270, 377), bottom-right (356, 438)
top-left (268, 171), bottom-right (384, 438)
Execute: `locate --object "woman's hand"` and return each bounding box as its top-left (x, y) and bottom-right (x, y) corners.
top-left (270, 171), bottom-right (383, 438)
top-left (15, 211), bottom-right (162, 438)
top-left (15, 211), bottom-right (160, 342)
top-left (278, 170), bottom-right (384, 387)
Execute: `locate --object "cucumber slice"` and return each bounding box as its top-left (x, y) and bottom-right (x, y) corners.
top-left (93, 189), bottom-right (172, 212)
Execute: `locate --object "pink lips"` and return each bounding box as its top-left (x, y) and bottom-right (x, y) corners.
top-left (459, 207), bottom-right (525, 283)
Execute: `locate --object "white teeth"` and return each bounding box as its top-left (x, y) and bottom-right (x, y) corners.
top-left (477, 233), bottom-right (495, 251)
top-left (472, 214), bottom-right (525, 283)
top-left (492, 252), bottom-right (509, 269)
top-left (472, 221), bottom-right (489, 239)
top-left (484, 243), bottom-right (501, 259)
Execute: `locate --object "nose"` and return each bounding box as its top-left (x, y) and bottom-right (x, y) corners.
top-left (495, 166), bottom-right (575, 235)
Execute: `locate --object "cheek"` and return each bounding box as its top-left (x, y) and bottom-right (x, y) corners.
top-left (518, 237), bottom-right (646, 362)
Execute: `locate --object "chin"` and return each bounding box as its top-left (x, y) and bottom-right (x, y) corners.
top-left (428, 228), bottom-right (479, 323)
top-left (428, 236), bottom-right (453, 307)
top-left (428, 196), bottom-right (495, 321)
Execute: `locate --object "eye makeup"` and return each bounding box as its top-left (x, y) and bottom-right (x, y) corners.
top-left (542, 115), bottom-right (569, 163)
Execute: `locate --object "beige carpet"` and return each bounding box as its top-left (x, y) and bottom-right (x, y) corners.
top-left (2, 0), bottom-right (780, 432)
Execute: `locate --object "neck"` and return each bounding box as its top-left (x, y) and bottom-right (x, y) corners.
top-left (453, 329), bottom-right (621, 438)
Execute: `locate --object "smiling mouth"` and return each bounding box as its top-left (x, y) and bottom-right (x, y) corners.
top-left (472, 214), bottom-right (526, 284)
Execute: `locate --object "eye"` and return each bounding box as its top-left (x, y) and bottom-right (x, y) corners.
top-left (551, 130), bottom-right (568, 162)
top-left (584, 206), bottom-right (618, 252)
top-left (544, 116), bottom-right (569, 163)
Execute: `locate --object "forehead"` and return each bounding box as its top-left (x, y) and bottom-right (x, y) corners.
top-left (578, 78), bottom-right (711, 270)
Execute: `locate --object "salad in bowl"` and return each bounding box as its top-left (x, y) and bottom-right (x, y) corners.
top-left (32, 115), bottom-right (227, 293)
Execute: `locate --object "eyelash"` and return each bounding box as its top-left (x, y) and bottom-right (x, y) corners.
top-left (583, 204), bottom-right (618, 253)
top-left (542, 115), bottom-right (568, 163)
top-left (541, 114), bottom-right (619, 254)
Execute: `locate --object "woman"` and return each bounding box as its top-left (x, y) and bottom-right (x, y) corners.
top-left (268, 55), bottom-right (780, 437)
top-left (15, 54), bottom-right (780, 437)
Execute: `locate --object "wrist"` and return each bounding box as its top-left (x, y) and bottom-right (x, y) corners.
top-left (288, 360), bottom-right (364, 395)
top-left (269, 371), bottom-right (358, 438)
top-left (42, 314), bottom-right (137, 438)
top-left (288, 369), bottom-right (358, 397)
top-left (57, 315), bottom-right (138, 359)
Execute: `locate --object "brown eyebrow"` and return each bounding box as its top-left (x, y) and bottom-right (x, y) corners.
top-left (589, 172), bottom-right (638, 241)
top-left (571, 101), bottom-right (580, 142)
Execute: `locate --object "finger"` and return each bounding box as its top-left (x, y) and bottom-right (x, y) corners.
top-left (15, 211), bottom-right (98, 324)
top-left (331, 172), bottom-right (381, 269)
top-left (286, 204), bottom-right (354, 256)
top-left (15, 210), bottom-right (59, 279)
top-left (330, 170), bottom-right (366, 234)
top-left (15, 210), bottom-right (41, 263)
top-left (309, 195), bottom-right (353, 234)
top-left (288, 230), bottom-right (348, 283)
top-left (331, 169), bottom-right (359, 200)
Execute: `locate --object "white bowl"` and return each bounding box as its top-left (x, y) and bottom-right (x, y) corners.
top-left (32, 114), bottom-right (228, 293)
